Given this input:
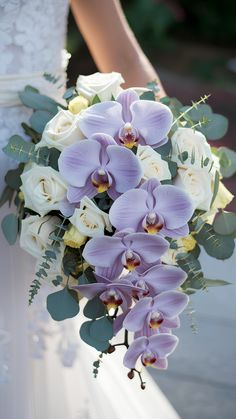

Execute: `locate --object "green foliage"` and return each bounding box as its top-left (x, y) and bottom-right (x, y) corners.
top-left (47, 288), bottom-right (80, 321)
top-left (1, 213), bottom-right (18, 245)
top-left (176, 252), bottom-right (205, 290)
top-left (29, 110), bottom-right (54, 133)
top-left (196, 223), bottom-right (235, 259)
top-left (210, 170), bottom-right (220, 207)
top-left (19, 88), bottom-right (61, 114)
top-left (83, 296), bottom-right (106, 319)
top-left (43, 73), bottom-right (61, 84)
top-left (21, 122), bottom-right (41, 144)
top-left (213, 211), bottom-right (236, 236)
top-left (204, 278), bottom-right (231, 287)
top-left (80, 320), bottom-right (110, 352)
top-left (90, 316), bottom-right (114, 342)
top-left (140, 91), bottom-right (156, 101)
top-left (5, 164), bottom-right (24, 190)
top-left (214, 147), bottom-right (236, 178)
top-left (3, 135), bottom-right (35, 163)
top-left (180, 104), bottom-right (228, 140)
top-left (91, 95), bottom-right (101, 105)
top-left (0, 186), bottom-right (15, 208)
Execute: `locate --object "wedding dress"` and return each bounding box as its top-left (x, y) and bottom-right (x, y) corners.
top-left (0, 1), bottom-right (181, 418)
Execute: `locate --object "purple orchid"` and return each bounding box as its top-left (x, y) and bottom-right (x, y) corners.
top-left (74, 274), bottom-right (144, 311)
top-left (126, 264), bottom-right (187, 298)
top-left (123, 334), bottom-right (178, 369)
top-left (58, 133), bottom-right (142, 204)
top-left (82, 229), bottom-right (169, 279)
top-left (113, 310), bottom-right (179, 336)
top-left (123, 291), bottom-right (189, 332)
top-left (78, 89), bottom-right (173, 149)
top-left (109, 178), bottom-right (193, 238)
top-left (134, 317), bottom-right (180, 338)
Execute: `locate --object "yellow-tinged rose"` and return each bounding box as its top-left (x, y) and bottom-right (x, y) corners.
top-left (68, 95), bottom-right (89, 114)
top-left (179, 235), bottom-right (197, 252)
top-left (18, 191), bottom-right (24, 201)
top-left (63, 225), bottom-right (87, 248)
top-left (213, 181), bottom-right (234, 210)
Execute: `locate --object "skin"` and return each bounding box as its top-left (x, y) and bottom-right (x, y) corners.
top-left (71, 0), bottom-right (166, 97)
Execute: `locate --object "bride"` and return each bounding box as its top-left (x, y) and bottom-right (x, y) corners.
top-left (0, 1), bottom-right (181, 418)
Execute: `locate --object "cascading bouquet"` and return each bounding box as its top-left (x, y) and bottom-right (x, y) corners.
top-left (1, 72), bottom-right (236, 388)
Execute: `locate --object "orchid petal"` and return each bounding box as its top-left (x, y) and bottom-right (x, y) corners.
top-left (67, 182), bottom-right (96, 204)
top-left (154, 185), bottom-right (193, 229)
top-left (123, 297), bottom-right (152, 332)
top-left (106, 146), bottom-right (142, 192)
top-left (154, 291), bottom-right (189, 318)
top-left (143, 265), bottom-right (187, 293)
top-left (131, 101), bottom-right (173, 146)
top-left (75, 283), bottom-right (106, 299)
top-left (153, 358), bottom-right (168, 369)
top-left (113, 311), bottom-right (130, 335)
top-left (58, 140), bottom-right (101, 187)
top-left (109, 189), bottom-right (148, 230)
top-left (116, 89), bottom-right (139, 122)
top-left (148, 333), bottom-right (178, 358)
top-left (79, 101), bottom-right (123, 138)
top-left (125, 233), bottom-right (169, 263)
top-left (162, 223), bottom-right (189, 238)
top-left (90, 133), bottom-right (116, 165)
top-left (123, 337), bottom-right (148, 369)
top-left (82, 236), bottom-right (124, 268)
top-left (163, 317), bottom-right (180, 329)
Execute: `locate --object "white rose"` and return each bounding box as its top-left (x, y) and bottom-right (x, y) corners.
top-left (175, 167), bottom-right (213, 211)
top-left (20, 215), bottom-right (60, 258)
top-left (76, 72), bottom-right (124, 102)
top-left (161, 249), bottom-right (178, 266)
top-left (38, 109), bottom-right (84, 151)
top-left (21, 166), bottom-right (67, 216)
top-left (69, 196), bottom-right (112, 238)
top-left (171, 128), bottom-right (213, 170)
top-left (137, 145), bottom-right (171, 181)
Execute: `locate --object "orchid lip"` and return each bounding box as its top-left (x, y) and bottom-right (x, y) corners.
top-left (91, 168), bottom-right (110, 192)
top-left (148, 311), bottom-right (164, 329)
top-left (122, 250), bottom-right (141, 271)
top-left (142, 212), bottom-right (164, 234)
top-left (141, 350), bottom-right (157, 367)
top-left (100, 289), bottom-right (123, 310)
top-left (119, 123), bottom-right (139, 148)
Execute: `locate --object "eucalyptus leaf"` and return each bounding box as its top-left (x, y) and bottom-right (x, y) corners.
top-left (63, 86), bottom-right (76, 100)
top-left (217, 147), bottom-right (236, 178)
top-left (30, 110), bottom-right (54, 133)
top-left (83, 296), bottom-right (106, 319)
top-left (1, 213), bottom-right (18, 245)
top-left (80, 321), bottom-right (110, 351)
top-left (140, 91), bottom-right (155, 101)
top-left (47, 288), bottom-right (79, 321)
top-left (89, 316), bottom-right (114, 342)
top-left (91, 95), bottom-right (101, 105)
top-left (210, 170), bottom-right (220, 207)
top-left (180, 104), bottom-right (212, 121)
top-left (176, 252), bottom-right (205, 290)
top-left (0, 186), bottom-right (15, 208)
top-left (196, 223), bottom-right (235, 260)
top-left (213, 211), bottom-right (236, 236)
top-left (199, 113), bottom-right (228, 140)
top-left (5, 164), bottom-right (24, 190)
top-left (3, 136), bottom-right (35, 163)
top-left (204, 278), bottom-right (231, 287)
top-left (19, 90), bottom-right (60, 114)
top-left (155, 140), bottom-right (172, 157)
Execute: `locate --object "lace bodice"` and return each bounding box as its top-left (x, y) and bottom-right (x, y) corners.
top-left (0, 0), bottom-right (69, 75)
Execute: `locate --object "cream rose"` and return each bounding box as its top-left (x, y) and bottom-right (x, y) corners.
top-left (20, 215), bottom-right (60, 258)
top-left (171, 127), bottom-right (214, 171)
top-left (76, 72), bottom-right (124, 102)
top-left (175, 167), bottom-right (213, 211)
top-left (69, 196), bottom-right (112, 238)
top-left (137, 145), bottom-right (171, 181)
top-left (21, 166), bottom-right (67, 216)
top-left (39, 109), bottom-right (84, 151)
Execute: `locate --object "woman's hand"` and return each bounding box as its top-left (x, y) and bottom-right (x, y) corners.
top-left (71, 0), bottom-right (166, 96)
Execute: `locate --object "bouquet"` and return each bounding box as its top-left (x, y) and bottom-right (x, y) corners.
top-left (1, 72), bottom-right (236, 388)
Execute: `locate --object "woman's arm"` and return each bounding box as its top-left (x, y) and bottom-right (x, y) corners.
top-left (70, 0), bottom-right (165, 96)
